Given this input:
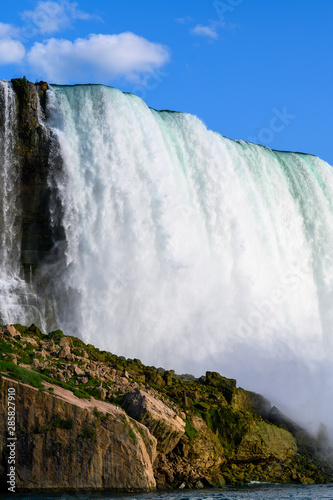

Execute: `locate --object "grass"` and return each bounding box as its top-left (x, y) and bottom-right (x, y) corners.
top-left (185, 418), bottom-right (197, 440)
top-left (0, 338), bottom-right (15, 354)
top-left (74, 388), bottom-right (90, 398)
top-left (128, 426), bottom-right (138, 445)
top-left (0, 359), bottom-right (90, 398)
top-left (0, 360), bottom-right (43, 388)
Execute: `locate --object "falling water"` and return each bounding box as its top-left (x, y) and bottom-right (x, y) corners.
top-left (0, 81), bottom-right (20, 276)
top-left (1, 81), bottom-right (333, 430)
top-left (43, 84), bottom-right (333, 430)
top-left (0, 80), bottom-right (45, 327)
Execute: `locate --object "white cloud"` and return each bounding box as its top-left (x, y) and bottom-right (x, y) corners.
top-left (191, 24), bottom-right (220, 40)
top-left (0, 22), bottom-right (18, 38)
top-left (0, 39), bottom-right (25, 64)
top-left (21, 1), bottom-right (96, 35)
top-left (0, 23), bottom-right (25, 64)
top-left (27, 32), bottom-right (170, 83)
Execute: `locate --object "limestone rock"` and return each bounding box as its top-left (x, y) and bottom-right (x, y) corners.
top-left (0, 376), bottom-right (156, 492)
top-left (40, 349), bottom-right (47, 359)
top-left (232, 388), bottom-right (271, 418)
top-left (156, 415), bottom-right (225, 488)
top-left (123, 389), bottom-right (185, 454)
top-left (1, 325), bottom-right (21, 338)
top-left (22, 337), bottom-right (38, 346)
top-left (234, 419), bottom-right (297, 462)
top-left (195, 480), bottom-right (204, 489)
top-left (33, 358), bottom-right (40, 368)
top-left (59, 337), bottom-right (74, 349)
top-left (200, 371), bottom-right (236, 403)
top-left (68, 364), bottom-right (85, 376)
top-left (40, 340), bottom-right (55, 352)
top-left (58, 345), bottom-right (71, 359)
top-left (10, 355), bottom-right (18, 365)
top-left (186, 416), bottom-right (225, 470)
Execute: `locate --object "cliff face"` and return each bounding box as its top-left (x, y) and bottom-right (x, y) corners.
top-left (10, 78), bottom-right (55, 278)
top-left (0, 376), bottom-right (156, 492)
top-left (0, 323), bottom-right (332, 492)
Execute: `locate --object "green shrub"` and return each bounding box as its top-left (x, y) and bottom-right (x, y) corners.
top-left (79, 427), bottom-right (96, 439)
top-left (74, 388), bottom-right (90, 399)
top-left (53, 416), bottom-right (74, 429)
top-left (93, 407), bottom-right (103, 417)
top-left (128, 427), bottom-right (138, 444)
top-left (48, 329), bottom-right (64, 343)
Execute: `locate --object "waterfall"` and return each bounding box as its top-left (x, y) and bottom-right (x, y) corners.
top-left (0, 80), bottom-right (19, 275)
top-left (1, 81), bottom-right (333, 429)
top-left (0, 80), bottom-right (46, 328)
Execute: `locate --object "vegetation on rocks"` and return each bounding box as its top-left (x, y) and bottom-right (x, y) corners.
top-left (0, 323), bottom-right (332, 491)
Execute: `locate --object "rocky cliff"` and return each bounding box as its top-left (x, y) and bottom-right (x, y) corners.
top-left (10, 78), bottom-right (55, 279)
top-left (0, 376), bottom-right (156, 491)
top-left (0, 323), bottom-right (332, 492)
top-left (0, 78), bottom-right (65, 301)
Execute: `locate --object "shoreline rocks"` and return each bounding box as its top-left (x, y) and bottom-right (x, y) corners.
top-left (0, 323), bottom-right (332, 492)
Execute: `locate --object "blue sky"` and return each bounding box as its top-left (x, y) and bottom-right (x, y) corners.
top-left (0, 0), bottom-right (332, 164)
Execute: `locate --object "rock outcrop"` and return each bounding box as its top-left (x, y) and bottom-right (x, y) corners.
top-left (232, 387), bottom-right (272, 418)
top-left (0, 323), bottom-right (332, 492)
top-left (123, 389), bottom-right (185, 454)
top-left (10, 78), bottom-right (54, 276)
top-left (0, 376), bottom-right (156, 492)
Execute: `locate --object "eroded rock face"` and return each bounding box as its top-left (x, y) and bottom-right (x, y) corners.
top-left (188, 416), bottom-right (225, 469)
top-left (155, 415), bottom-right (226, 488)
top-left (0, 325), bottom-right (331, 490)
top-left (232, 388), bottom-right (272, 419)
top-left (0, 377), bottom-right (156, 492)
top-left (10, 79), bottom-right (55, 274)
top-left (123, 389), bottom-right (185, 454)
top-left (235, 419), bottom-right (297, 462)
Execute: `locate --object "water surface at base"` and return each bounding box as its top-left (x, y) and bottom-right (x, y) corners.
top-left (2, 484), bottom-right (333, 500)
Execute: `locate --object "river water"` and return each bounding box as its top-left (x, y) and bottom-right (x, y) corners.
top-left (1, 484), bottom-right (333, 500)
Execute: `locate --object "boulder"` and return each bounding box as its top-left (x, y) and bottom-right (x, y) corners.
top-left (234, 419), bottom-right (297, 462)
top-left (22, 337), bottom-right (38, 346)
top-left (40, 340), bottom-right (55, 352)
top-left (58, 345), bottom-right (71, 359)
top-left (68, 364), bottom-right (85, 376)
top-left (2, 325), bottom-right (21, 338)
top-left (59, 337), bottom-right (74, 349)
top-left (123, 389), bottom-right (185, 454)
top-left (200, 371), bottom-right (236, 403)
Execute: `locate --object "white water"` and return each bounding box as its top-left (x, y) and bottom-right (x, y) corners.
top-left (1, 82), bottom-right (333, 431)
top-left (43, 84), bottom-right (333, 430)
top-left (0, 81), bottom-right (45, 327)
